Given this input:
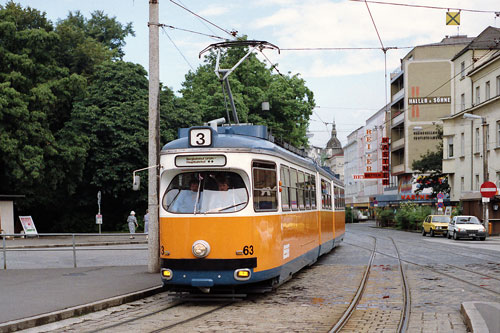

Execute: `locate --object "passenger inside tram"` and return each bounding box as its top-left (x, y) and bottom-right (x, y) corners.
top-left (165, 172), bottom-right (248, 214)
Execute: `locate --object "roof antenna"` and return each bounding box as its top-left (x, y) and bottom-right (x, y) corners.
top-left (199, 40), bottom-right (280, 125)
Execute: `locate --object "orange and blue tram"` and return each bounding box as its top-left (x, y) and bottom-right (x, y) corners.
top-left (159, 122), bottom-right (345, 292)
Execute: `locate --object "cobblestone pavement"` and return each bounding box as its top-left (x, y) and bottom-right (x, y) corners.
top-left (24, 222), bottom-right (500, 332)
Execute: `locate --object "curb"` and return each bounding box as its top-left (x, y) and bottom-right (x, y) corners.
top-left (0, 285), bottom-right (165, 333)
top-left (461, 301), bottom-right (500, 333)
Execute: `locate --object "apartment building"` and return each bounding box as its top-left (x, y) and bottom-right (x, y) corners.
top-left (442, 27), bottom-right (500, 233)
top-left (390, 35), bottom-right (473, 195)
top-left (344, 106), bottom-right (393, 211)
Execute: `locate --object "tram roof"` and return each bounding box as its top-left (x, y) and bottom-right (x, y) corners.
top-left (161, 125), bottom-right (342, 184)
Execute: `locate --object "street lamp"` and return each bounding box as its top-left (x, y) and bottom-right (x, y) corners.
top-left (463, 113), bottom-right (489, 235)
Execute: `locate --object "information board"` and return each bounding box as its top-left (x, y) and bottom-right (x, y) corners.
top-left (19, 216), bottom-right (38, 236)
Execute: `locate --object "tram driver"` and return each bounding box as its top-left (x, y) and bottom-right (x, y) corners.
top-left (169, 179), bottom-right (202, 213)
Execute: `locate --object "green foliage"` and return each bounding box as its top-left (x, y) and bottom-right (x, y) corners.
top-left (0, 3), bottom-right (136, 232)
top-left (375, 208), bottom-right (394, 227)
top-left (180, 39), bottom-right (315, 147)
top-left (345, 206), bottom-right (357, 223)
top-left (451, 202), bottom-right (463, 217)
top-left (394, 202), bottom-right (431, 230)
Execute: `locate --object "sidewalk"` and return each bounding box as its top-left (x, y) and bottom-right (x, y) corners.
top-left (0, 235), bottom-right (163, 332)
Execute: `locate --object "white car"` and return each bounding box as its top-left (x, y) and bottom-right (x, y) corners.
top-left (447, 215), bottom-right (486, 241)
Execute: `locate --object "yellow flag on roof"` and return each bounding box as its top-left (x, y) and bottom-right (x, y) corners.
top-left (446, 11), bottom-right (460, 25)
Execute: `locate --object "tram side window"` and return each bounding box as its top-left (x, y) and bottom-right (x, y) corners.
top-left (321, 180), bottom-right (332, 210)
top-left (290, 169), bottom-right (298, 210)
top-left (310, 175), bottom-right (316, 209)
top-left (304, 173), bottom-right (311, 210)
top-left (280, 166), bottom-right (290, 211)
top-left (252, 161), bottom-right (278, 211)
top-left (334, 186), bottom-right (339, 209)
top-left (340, 187), bottom-right (345, 209)
top-left (298, 171), bottom-right (305, 210)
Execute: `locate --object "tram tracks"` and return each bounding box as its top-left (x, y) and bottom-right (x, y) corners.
top-left (329, 236), bottom-right (410, 332)
top-left (345, 240), bottom-right (500, 297)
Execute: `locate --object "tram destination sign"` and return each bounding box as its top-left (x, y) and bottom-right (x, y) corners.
top-left (175, 155), bottom-right (226, 167)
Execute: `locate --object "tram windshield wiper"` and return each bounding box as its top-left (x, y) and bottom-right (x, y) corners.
top-left (216, 201), bottom-right (247, 212)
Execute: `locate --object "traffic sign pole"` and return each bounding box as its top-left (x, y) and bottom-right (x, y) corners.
top-left (480, 182), bottom-right (498, 236)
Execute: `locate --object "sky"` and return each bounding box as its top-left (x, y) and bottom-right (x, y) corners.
top-left (10, 0), bottom-right (500, 147)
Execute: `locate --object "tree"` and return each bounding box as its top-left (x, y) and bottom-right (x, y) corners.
top-left (179, 40), bottom-right (315, 147)
top-left (411, 126), bottom-right (450, 197)
top-left (57, 61), bottom-right (150, 231)
top-left (0, 3), bottom-right (137, 231)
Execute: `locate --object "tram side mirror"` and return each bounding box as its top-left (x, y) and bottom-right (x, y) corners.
top-left (133, 175), bottom-right (140, 191)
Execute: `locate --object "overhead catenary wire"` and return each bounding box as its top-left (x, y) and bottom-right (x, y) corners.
top-left (169, 0), bottom-right (238, 38)
top-left (161, 27), bottom-right (194, 70)
top-left (349, 0), bottom-right (500, 14)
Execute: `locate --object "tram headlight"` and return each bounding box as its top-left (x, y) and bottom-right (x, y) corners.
top-left (161, 268), bottom-right (173, 280)
top-left (192, 240), bottom-right (211, 258)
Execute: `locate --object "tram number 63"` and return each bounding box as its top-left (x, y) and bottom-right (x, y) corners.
top-left (242, 245), bottom-right (254, 255)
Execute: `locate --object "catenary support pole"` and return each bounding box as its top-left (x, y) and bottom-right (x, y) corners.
top-left (482, 119), bottom-right (489, 236)
top-left (148, 0), bottom-right (160, 273)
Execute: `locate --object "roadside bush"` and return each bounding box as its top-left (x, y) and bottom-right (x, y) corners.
top-left (345, 207), bottom-right (358, 223)
top-left (375, 208), bottom-right (394, 227)
top-left (395, 203), bottom-right (431, 230)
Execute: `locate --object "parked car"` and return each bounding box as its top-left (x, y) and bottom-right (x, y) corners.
top-left (447, 215), bottom-right (486, 241)
top-left (422, 215), bottom-right (451, 237)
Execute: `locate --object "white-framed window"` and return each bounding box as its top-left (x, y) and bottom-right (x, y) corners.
top-left (460, 132), bottom-right (465, 156)
top-left (475, 174), bottom-right (480, 191)
top-left (497, 121), bottom-right (500, 147)
top-left (460, 93), bottom-right (465, 111)
top-left (460, 61), bottom-right (465, 79)
top-left (476, 86), bottom-right (480, 105)
top-left (476, 127), bottom-right (480, 153)
top-left (486, 81), bottom-right (490, 100)
top-left (460, 177), bottom-right (465, 192)
top-left (497, 75), bottom-right (500, 96)
top-left (497, 172), bottom-right (500, 189)
top-left (448, 137), bottom-right (454, 158)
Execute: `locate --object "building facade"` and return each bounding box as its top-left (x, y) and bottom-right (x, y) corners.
top-left (390, 35), bottom-right (473, 195)
top-left (442, 27), bottom-right (500, 233)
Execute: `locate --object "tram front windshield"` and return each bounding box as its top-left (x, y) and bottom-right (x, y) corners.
top-left (163, 172), bottom-right (248, 214)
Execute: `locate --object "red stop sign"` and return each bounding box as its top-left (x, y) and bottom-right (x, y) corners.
top-left (480, 181), bottom-right (498, 198)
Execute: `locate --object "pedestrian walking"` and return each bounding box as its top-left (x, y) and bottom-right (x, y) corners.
top-left (127, 211), bottom-right (138, 239)
top-left (144, 209), bottom-right (149, 240)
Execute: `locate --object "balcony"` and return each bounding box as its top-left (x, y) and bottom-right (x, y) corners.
top-left (391, 112), bottom-right (404, 127)
top-left (391, 137), bottom-right (405, 151)
top-left (392, 163), bottom-right (405, 175)
top-left (442, 158), bottom-right (455, 174)
top-left (392, 88), bottom-right (404, 103)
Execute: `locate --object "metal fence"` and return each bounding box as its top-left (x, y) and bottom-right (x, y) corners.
top-left (1, 233), bottom-right (148, 269)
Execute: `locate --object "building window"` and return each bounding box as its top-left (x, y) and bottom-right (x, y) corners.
top-left (460, 177), bottom-right (465, 192)
top-left (475, 174), bottom-right (480, 191)
top-left (460, 132), bottom-right (465, 156)
top-left (497, 121), bottom-right (500, 147)
top-left (460, 61), bottom-right (465, 79)
top-left (486, 81), bottom-right (490, 100)
top-left (460, 93), bottom-right (465, 111)
top-left (475, 128), bottom-right (480, 153)
top-left (497, 172), bottom-right (500, 190)
top-left (448, 137), bottom-right (454, 158)
top-left (476, 86), bottom-right (480, 105)
top-left (497, 75), bottom-right (500, 96)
